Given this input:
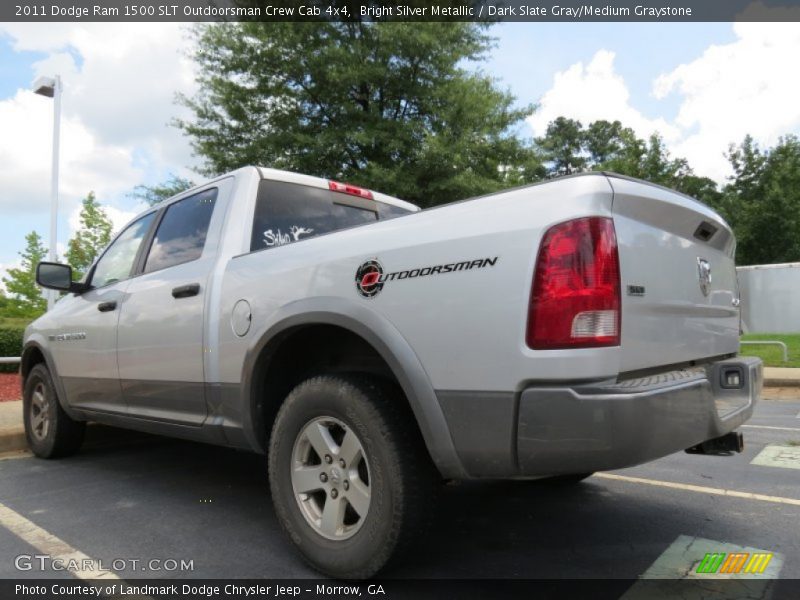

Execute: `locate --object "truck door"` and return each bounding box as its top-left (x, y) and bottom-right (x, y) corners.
top-left (55, 212), bottom-right (157, 413)
top-left (116, 184), bottom-right (225, 425)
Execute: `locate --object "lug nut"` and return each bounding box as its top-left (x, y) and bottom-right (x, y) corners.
top-left (339, 458), bottom-right (346, 468)
top-left (319, 473), bottom-right (328, 483)
top-left (330, 489), bottom-right (338, 499)
top-left (343, 481), bottom-right (349, 491)
top-left (324, 455), bottom-right (332, 464)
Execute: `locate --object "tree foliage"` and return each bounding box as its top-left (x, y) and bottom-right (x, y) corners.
top-left (535, 117), bottom-right (721, 208)
top-left (178, 22), bottom-right (538, 207)
top-left (175, 22), bottom-right (800, 266)
top-left (1, 231), bottom-right (47, 317)
top-left (537, 117), bottom-right (587, 176)
top-left (131, 175), bottom-right (195, 207)
top-left (721, 135), bottom-right (800, 266)
top-left (65, 192), bottom-right (113, 280)
top-left (535, 120), bottom-right (800, 265)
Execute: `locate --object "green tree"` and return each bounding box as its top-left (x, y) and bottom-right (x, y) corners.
top-left (534, 118), bottom-right (721, 208)
top-left (589, 122), bottom-right (647, 175)
top-left (131, 174), bottom-right (194, 207)
top-left (2, 231), bottom-right (47, 317)
top-left (537, 117), bottom-right (587, 176)
top-left (606, 133), bottom-right (722, 208)
top-left (178, 22), bottom-right (538, 207)
top-left (717, 135), bottom-right (766, 226)
top-left (584, 119), bottom-right (634, 165)
top-left (722, 135), bottom-right (800, 265)
top-left (65, 192), bottom-right (114, 280)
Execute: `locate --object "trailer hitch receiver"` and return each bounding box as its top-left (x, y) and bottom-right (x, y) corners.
top-left (686, 431), bottom-right (744, 455)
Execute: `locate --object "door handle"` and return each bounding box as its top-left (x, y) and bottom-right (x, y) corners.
top-left (97, 301), bottom-right (117, 312)
top-left (172, 283), bottom-right (200, 299)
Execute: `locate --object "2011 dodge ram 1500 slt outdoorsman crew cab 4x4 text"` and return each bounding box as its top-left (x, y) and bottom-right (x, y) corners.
top-left (24, 166), bottom-right (761, 578)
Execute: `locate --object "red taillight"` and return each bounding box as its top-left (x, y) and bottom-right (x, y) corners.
top-left (526, 217), bottom-right (621, 349)
top-left (329, 180), bottom-right (374, 200)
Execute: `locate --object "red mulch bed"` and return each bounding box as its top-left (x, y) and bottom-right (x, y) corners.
top-left (0, 373), bottom-right (21, 402)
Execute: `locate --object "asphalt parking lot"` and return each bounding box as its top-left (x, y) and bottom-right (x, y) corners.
top-left (0, 393), bottom-right (799, 593)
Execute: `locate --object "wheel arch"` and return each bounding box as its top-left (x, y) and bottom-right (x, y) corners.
top-left (20, 343), bottom-right (46, 381)
top-left (20, 339), bottom-right (79, 418)
top-left (239, 298), bottom-right (466, 479)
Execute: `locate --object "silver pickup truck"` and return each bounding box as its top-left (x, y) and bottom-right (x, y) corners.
top-left (25, 167), bottom-right (761, 578)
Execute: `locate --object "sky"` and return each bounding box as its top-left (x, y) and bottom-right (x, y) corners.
top-left (1, 20), bottom-right (800, 290)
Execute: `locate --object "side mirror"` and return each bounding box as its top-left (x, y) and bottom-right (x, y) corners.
top-left (36, 262), bottom-right (88, 294)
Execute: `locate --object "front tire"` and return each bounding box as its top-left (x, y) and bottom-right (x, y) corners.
top-left (268, 375), bottom-right (437, 579)
top-left (23, 364), bottom-right (85, 458)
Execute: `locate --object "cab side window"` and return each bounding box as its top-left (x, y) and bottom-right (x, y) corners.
top-left (90, 212), bottom-right (156, 288)
top-left (144, 189), bottom-right (217, 273)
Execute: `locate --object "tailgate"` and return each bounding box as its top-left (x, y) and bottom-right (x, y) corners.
top-left (609, 175), bottom-right (740, 372)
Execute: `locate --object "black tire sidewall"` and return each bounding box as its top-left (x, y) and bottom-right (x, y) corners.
top-left (269, 377), bottom-right (402, 579)
top-left (23, 364), bottom-right (59, 457)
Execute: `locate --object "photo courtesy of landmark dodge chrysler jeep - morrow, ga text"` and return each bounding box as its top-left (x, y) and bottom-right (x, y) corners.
top-left (24, 167), bottom-right (761, 578)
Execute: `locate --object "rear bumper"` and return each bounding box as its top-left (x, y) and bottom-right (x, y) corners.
top-left (437, 356), bottom-right (762, 478)
top-left (516, 356), bottom-right (761, 476)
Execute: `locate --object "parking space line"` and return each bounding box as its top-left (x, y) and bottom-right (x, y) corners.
top-left (620, 535), bottom-right (782, 599)
top-left (0, 501), bottom-right (119, 580)
top-left (751, 445), bottom-right (800, 471)
top-left (596, 473), bottom-right (800, 507)
top-left (743, 424), bottom-right (800, 432)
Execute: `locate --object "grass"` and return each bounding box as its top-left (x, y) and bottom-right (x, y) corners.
top-left (740, 333), bottom-right (800, 368)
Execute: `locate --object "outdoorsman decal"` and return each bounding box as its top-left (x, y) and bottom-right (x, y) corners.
top-left (355, 257), bottom-right (499, 298)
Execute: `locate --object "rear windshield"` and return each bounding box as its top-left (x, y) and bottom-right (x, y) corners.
top-left (250, 179), bottom-right (412, 251)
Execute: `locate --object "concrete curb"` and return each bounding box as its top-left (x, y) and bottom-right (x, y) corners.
top-left (764, 379), bottom-right (800, 388)
top-left (0, 401), bottom-right (25, 454)
top-left (763, 367), bottom-right (800, 388)
top-left (0, 427), bottom-right (25, 454)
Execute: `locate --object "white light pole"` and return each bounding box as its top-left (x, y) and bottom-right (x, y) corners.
top-left (33, 75), bottom-right (62, 310)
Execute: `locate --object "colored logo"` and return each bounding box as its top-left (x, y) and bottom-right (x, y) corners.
top-left (696, 552), bottom-right (773, 574)
top-left (355, 259), bottom-right (384, 298)
top-left (354, 256), bottom-right (500, 299)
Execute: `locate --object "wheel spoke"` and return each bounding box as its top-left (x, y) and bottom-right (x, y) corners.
top-left (320, 495), bottom-right (345, 537)
top-left (32, 413), bottom-right (45, 429)
top-left (345, 479), bottom-right (370, 517)
top-left (304, 421), bottom-right (338, 459)
top-left (337, 429), bottom-right (361, 465)
top-left (292, 465), bottom-right (325, 494)
top-left (292, 415), bottom-right (372, 540)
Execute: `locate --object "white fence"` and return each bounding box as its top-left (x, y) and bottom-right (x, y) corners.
top-left (737, 262), bottom-right (800, 333)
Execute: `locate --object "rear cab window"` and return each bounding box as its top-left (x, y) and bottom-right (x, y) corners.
top-left (250, 179), bottom-right (413, 252)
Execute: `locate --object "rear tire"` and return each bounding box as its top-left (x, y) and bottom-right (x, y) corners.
top-left (268, 375), bottom-right (437, 579)
top-left (23, 364), bottom-right (85, 458)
